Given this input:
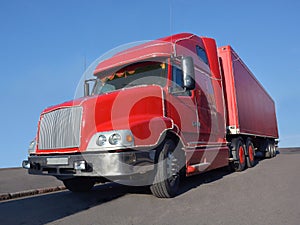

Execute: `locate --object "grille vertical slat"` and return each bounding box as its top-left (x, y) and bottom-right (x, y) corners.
top-left (38, 107), bottom-right (82, 149)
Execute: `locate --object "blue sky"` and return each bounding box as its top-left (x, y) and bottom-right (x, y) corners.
top-left (0, 0), bottom-right (299, 168)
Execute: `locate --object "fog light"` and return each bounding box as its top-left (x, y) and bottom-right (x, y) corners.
top-left (74, 161), bottom-right (86, 170)
top-left (124, 153), bottom-right (136, 164)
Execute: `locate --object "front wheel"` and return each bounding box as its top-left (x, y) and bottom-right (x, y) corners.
top-left (63, 177), bottom-right (95, 192)
top-left (150, 139), bottom-right (182, 198)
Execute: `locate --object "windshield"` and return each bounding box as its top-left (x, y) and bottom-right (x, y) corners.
top-left (92, 61), bottom-right (167, 95)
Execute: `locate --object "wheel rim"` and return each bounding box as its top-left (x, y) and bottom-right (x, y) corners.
top-left (166, 152), bottom-right (179, 187)
top-left (239, 146), bottom-right (245, 164)
top-left (271, 144), bottom-right (275, 157)
top-left (248, 145), bottom-right (254, 162)
top-left (268, 144), bottom-right (273, 157)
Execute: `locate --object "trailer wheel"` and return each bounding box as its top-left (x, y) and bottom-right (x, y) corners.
top-left (63, 177), bottom-right (95, 192)
top-left (246, 138), bottom-right (256, 168)
top-left (231, 138), bottom-right (246, 172)
top-left (150, 139), bottom-right (181, 198)
top-left (271, 143), bottom-right (277, 157)
top-left (264, 140), bottom-right (276, 158)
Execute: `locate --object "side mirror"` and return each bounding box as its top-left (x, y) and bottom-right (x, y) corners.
top-left (181, 56), bottom-right (195, 90)
top-left (84, 81), bottom-right (90, 96)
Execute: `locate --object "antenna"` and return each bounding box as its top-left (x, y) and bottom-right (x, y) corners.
top-left (84, 54), bottom-right (87, 72)
top-left (169, 0), bottom-right (173, 38)
top-left (83, 54), bottom-right (87, 83)
top-left (83, 54), bottom-right (87, 96)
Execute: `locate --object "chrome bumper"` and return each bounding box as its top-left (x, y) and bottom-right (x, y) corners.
top-left (23, 150), bottom-right (155, 179)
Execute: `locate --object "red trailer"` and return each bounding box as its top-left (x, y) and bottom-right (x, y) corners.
top-left (218, 45), bottom-right (279, 171)
top-left (219, 46), bottom-right (278, 139)
top-left (23, 33), bottom-right (279, 198)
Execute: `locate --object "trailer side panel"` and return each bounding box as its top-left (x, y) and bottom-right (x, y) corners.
top-left (218, 46), bottom-right (278, 138)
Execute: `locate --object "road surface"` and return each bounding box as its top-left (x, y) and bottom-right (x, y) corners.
top-left (0, 148), bottom-right (299, 225)
top-left (0, 167), bottom-right (63, 194)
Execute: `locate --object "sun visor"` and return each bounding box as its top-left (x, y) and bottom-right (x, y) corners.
top-left (93, 41), bottom-right (174, 76)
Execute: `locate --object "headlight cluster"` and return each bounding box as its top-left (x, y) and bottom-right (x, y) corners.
top-left (95, 130), bottom-right (134, 148)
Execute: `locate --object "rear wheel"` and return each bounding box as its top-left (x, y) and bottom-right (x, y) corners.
top-left (63, 177), bottom-right (95, 192)
top-left (230, 138), bottom-right (246, 172)
top-left (264, 140), bottom-right (276, 158)
top-left (246, 138), bottom-right (256, 168)
top-left (150, 139), bottom-right (181, 198)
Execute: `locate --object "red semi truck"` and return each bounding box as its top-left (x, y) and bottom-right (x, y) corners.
top-left (23, 33), bottom-right (278, 198)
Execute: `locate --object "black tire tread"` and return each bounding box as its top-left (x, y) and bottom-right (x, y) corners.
top-left (150, 140), bottom-right (180, 198)
top-left (246, 138), bottom-right (256, 168)
top-left (230, 137), bottom-right (246, 172)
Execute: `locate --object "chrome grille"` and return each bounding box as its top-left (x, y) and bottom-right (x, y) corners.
top-left (38, 107), bottom-right (82, 149)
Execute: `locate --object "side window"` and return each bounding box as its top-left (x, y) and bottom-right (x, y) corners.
top-left (171, 66), bottom-right (190, 96)
top-left (196, 46), bottom-right (209, 65)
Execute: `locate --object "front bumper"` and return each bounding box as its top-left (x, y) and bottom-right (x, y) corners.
top-left (23, 150), bottom-right (155, 180)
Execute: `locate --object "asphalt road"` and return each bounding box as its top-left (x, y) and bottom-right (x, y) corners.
top-left (0, 167), bottom-right (63, 194)
top-left (0, 148), bottom-right (299, 225)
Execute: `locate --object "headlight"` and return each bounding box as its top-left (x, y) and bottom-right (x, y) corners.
top-left (96, 135), bottom-right (107, 146)
top-left (109, 133), bottom-right (122, 145)
top-left (28, 139), bottom-right (36, 154)
top-left (88, 130), bottom-right (134, 150)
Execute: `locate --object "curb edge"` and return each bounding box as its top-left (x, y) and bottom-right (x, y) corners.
top-left (0, 186), bottom-right (66, 201)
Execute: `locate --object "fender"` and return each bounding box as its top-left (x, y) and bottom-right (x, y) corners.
top-left (129, 116), bottom-right (174, 147)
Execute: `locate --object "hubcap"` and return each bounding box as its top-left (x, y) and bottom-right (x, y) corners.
top-left (249, 145), bottom-right (254, 161)
top-left (166, 152), bottom-right (179, 186)
top-left (239, 146), bottom-right (245, 164)
top-left (268, 144), bottom-right (273, 157)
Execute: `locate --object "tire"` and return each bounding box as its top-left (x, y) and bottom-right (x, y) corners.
top-left (270, 141), bottom-right (276, 157)
top-left (150, 139), bottom-right (181, 198)
top-left (246, 138), bottom-right (256, 168)
top-left (272, 143), bottom-right (277, 157)
top-left (63, 177), bottom-right (95, 192)
top-left (230, 138), bottom-right (246, 172)
top-left (264, 140), bottom-right (276, 158)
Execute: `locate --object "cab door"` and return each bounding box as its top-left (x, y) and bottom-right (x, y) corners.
top-left (166, 65), bottom-right (199, 145)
